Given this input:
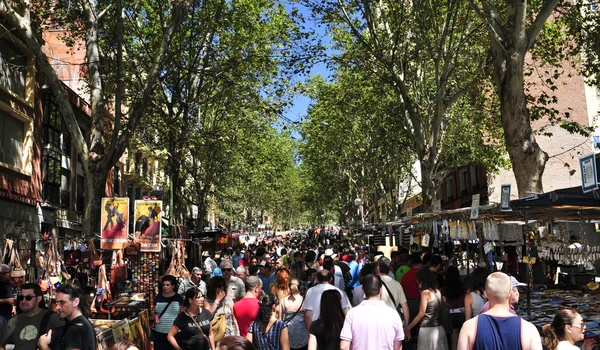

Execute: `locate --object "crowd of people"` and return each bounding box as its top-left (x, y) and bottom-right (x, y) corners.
top-left (0, 227), bottom-right (589, 350)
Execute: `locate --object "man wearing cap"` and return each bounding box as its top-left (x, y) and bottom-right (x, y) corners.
top-left (457, 272), bottom-right (541, 350)
top-left (257, 261), bottom-right (274, 294)
top-left (0, 283), bottom-right (63, 350)
top-left (324, 249), bottom-right (345, 291)
top-left (221, 260), bottom-right (245, 302)
top-left (478, 275), bottom-right (526, 315)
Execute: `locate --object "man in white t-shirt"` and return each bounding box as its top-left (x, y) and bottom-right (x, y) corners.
top-left (377, 257), bottom-right (410, 334)
top-left (304, 269), bottom-right (351, 330)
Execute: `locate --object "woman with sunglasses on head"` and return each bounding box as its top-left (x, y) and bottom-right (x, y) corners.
top-left (168, 288), bottom-right (215, 350)
top-left (542, 309), bottom-right (586, 350)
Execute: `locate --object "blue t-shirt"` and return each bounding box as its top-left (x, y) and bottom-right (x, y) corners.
top-left (0, 281), bottom-right (13, 315)
top-left (346, 262), bottom-right (361, 288)
top-left (259, 274), bottom-right (274, 294)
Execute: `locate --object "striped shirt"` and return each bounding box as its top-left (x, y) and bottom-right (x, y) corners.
top-left (154, 293), bottom-right (184, 334)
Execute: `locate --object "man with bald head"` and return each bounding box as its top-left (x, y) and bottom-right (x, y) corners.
top-left (457, 272), bottom-right (542, 350)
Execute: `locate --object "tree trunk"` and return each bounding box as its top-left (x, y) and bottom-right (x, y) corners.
top-left (82, 163), bottom-right (109, 235)
top-left (420, 159), bottom-right (437, 212)
top-left (497, 53), bottom-right (549, 198)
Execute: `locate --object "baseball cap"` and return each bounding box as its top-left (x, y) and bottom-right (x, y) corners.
top-left (511, 276), bottom-right (527, 288)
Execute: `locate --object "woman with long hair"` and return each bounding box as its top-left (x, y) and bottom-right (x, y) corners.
top-left (168, 288), bottom-right (215, 350)
top-left (246, 294), bottom-right (289, 350)
top-left (406, 269), bottom-right (449, 350)
top-left (270, 269), bottom-right (291, 302)
top-left (464, 267), bottom-right (488, 320)
top-left (307, 290), bottom-right (345, 350)
top-left (280, 279), bottom-right (308, 350)
top-left (205, 277), bottom-right (239, 339)
top-left (542, 309), bottom-right (585, 350)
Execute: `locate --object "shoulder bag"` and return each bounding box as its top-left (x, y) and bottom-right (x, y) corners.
top-left (283, 296), bottom-right (305, 324)
top-left (185, 312), bottom-right (212, 350)
top-left (380, 278), bottom-right (397, 306)
top-left (209, 303), bottom-right (227, 343)
top-left (435, 293), bottom-right (453, 335)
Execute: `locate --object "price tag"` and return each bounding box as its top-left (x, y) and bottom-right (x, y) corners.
top-left (422, 234), bottom-right (430, 247)
top-left (471, 194), bottom-right (480, 219)
top-left (484, 242), bottom-right (492, 254)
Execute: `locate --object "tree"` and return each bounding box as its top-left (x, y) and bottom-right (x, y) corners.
top-left (0, 0), bottom-right (190, 234)
top-left (301, 0), bottom-right (497, 209)
top-left (468, 0), bottom-right (594, 197)
top-left (139, 0), bottom-right (304, 229)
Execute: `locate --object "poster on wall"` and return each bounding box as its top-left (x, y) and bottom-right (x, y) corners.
top-left (100, 197), bottom-right (130, 250)
top-left (111, 319), bottom-right (131, 342)
top-left (134, 200), bottom-right (162, 252)
top-left (138, 310), bottom-right (151, 350)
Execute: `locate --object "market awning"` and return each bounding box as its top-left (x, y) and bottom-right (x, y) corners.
top-left (511, 186), bottom-right (600, 208)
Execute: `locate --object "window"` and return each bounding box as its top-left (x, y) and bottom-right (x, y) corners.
top-left (446, 176), bottom-right (454, 202)
top-left (0, 110), bottom-right (24, 169)
top-left (471, 165), bottom-right (480, 189)
top-left (459, 169), bottom-right (467, 195)
top-left (0, 35), bottom-right (28, 100)
top-left (0, 26), bottom-right (34, 107)
top-left (42, 154), bottom-right (61, 205)
top-left (76, 175), bottom-right (85, 212)
top-left (61, 168), bottom-right (70, 208)
top-left (591, 2), bottom-right (598, 11)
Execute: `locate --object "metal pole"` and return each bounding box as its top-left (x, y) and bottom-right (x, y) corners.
top-left (169, 174), bottom-right (174, 236)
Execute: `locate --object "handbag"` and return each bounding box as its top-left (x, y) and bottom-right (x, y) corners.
top-left (111, 250), bottom-right (127, 284)
top-left (90, 239), bottom-right (102, 267)
top-left (436, 293), bottom-right (453, 335)
top-left (210, 306), bottom-right (228, 343)
top-left (64, 240), bottom-right (82, 266)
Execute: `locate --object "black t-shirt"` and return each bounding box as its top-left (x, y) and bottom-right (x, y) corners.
top-left (309, 320), bottom-right (340, 350)
top-left (0, 281), bottom-right (13, 315)
top-left (172, 310), bottom-right (212, 350)
top-left (53, 315), bottom-right (96, 350)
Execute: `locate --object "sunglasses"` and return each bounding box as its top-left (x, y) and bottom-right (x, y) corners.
top-left (18, 295), bottom-right (37, 301)
top-left (222, 268), bottom-right (233, 272)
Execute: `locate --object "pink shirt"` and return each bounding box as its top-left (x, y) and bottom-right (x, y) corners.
top-left (340, 299), bottom-right (404, 349)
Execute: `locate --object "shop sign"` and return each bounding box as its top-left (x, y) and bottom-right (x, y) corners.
top-left (406, 207), bottom-right (413, 217)
top-left (0, 188), bottom-right (36, 206)
top-left (470, 194), bottom-right (480, 219)
top-left (500, 184), bottom-right (512, 211)
top-left (579, 153), bottom-right (598, 193)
